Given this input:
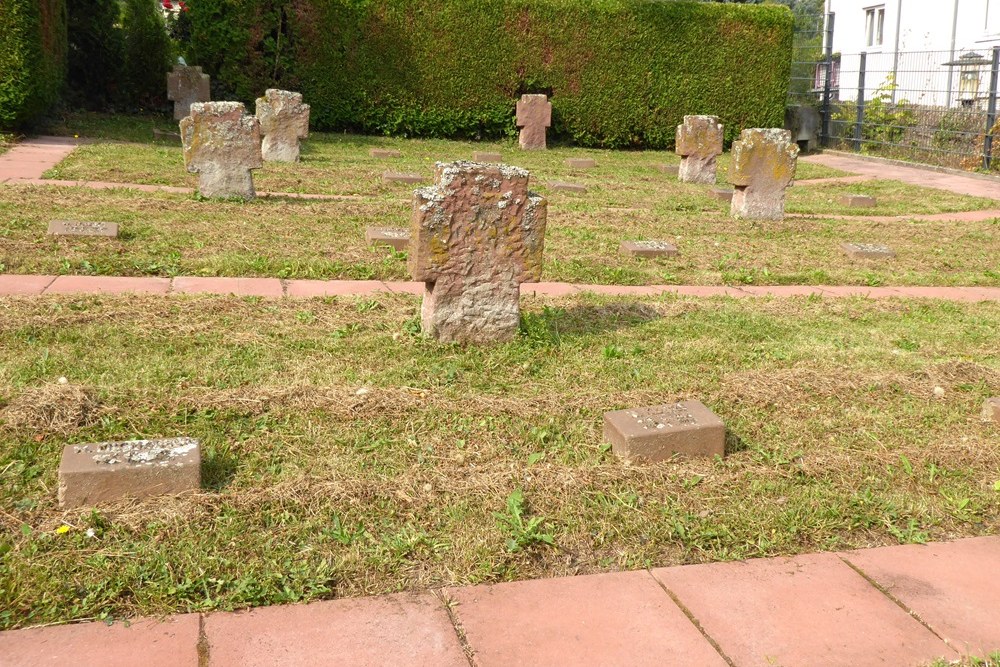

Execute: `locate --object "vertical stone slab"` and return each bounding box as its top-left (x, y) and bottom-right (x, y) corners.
top-left (255, 89), bottom-right (311, 163)
top-left (409, 161), bottom-right (547, 344)
top-left (729, 128), bottom-right (799, 221)
top-left (180, 102), bottom-right (263, 200)
top-left (167, 65), bottom-right (211, 121)
top-left (516, 95), bottom-right (552, 150)
top-left (675, 115), bottom-right (724, 184)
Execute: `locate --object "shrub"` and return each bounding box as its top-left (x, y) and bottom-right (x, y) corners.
top-left (0, 0), bottom-right (67, 129)
top-left (67, 0), bottom-right (124, 109)
top-left (121, 0), bottom-right (173, 110)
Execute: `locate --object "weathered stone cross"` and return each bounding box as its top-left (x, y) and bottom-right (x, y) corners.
top-left (167, 65), bottom-right (210, 121)
top-left (516, 94), bottom-right (552, 150)
top-left (409, 161), bottom-right (548, 344)
top-left (729, 128), bottom-right (799, 220)
top-left (180, 102), bottom-right (263, 200)
top-left (255, 89), bottom-right (311, 162)
top-left (675, 115), bottom-right (724, 184)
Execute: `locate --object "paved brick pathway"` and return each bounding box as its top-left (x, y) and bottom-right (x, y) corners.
top-left (0, 536), bottom-right (996, 666)
top-left (0, 136), bottom-right (80, 181)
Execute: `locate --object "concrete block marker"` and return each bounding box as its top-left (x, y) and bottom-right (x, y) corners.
top-left (370, 148), bottom-right (402, 158)
top-left (566, 157), bottom-right (597, 169)
top-left (983, 397), bottom-right (1000, 423)
top-left (48, 220), bottom-right (119, 238)
top-left (841, 194), bottom-right (877, 208)
top-left (366, 226), bottom-right (410, 252)
top-left (711, 187), bottom-right (734, 203)
top-left (58, 437), bottom-right (201, 508)
top-left (842, 242), bottom-right (895, 259)
top-left (383, 171), bottom-right (423, 184)
top-left (473, 151), bottom-right (502, 162)
top-left (548, 181), bottom-right (587, 194)
top-left (620, 240), bottom-right (678, 258)
top-left (603, 400), bottom-right (725, 462)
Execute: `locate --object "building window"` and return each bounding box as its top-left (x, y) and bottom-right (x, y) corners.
top-left (865, 6), bottom-right (885, 47)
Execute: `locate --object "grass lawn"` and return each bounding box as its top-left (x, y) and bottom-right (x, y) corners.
top-left (1, 292), bottom-right (999, 629)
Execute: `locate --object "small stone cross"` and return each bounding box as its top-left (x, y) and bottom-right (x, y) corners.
top-left (409, 161), bottom-right (548, 343)
top-left (675, 115), bottom-right (724, 184)
top-left (729, 128), bottom-right (799, 220)
top-left (255, 89), bottom-right (311, 162)
top-left (167, 65), bottom-right (210, 121)
top-left (516, 94), bottom-right (552, 150)
top-left (180, 102), bottom-right (263, 200)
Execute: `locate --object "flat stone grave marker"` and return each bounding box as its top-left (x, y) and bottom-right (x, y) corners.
top-left (180, 101), bottom-right (262, 200)
top-left (548, 181), bottom-right (587, 194)
top-left (58, 437), bottom-right (201, 508)
top-left (255, 89), bottom-right (310, 163)
top-left (841, 242), bottom-right (894, 259)
top-left (656, 164), bottom-right (679, 177)
top-left (983, 397), bottom-right (1000, 423)
top-left (473, 151), bottom-right (502, 161)
top-left (366, 226), bottom-right (410, 251)
top-left (620, 240), bottom-right (678, 258)
top-left (48, 220), bottom-right (119, 238)
top-left (516, 94), bottom-right (552, 150)
top-left (410, 161), bottom-right (546, 343)
top-left (167, 65), bottom-right (210, 121)
top-left (730, 128), bottom-right (799, 220)
top-left (153, 128), bottom-right (182, 141)
top-left (603, 400), bottom-right (725, 462)
top-left (711, 188), bottom-right (734, 203)
top-left (371, 149), bottom-right (403, 158)
top-left (676, 115), bottom-right (724, 184)
top-left (566, 158), bottom-right (596, 169)
top-left (384, 171), bottom-right (424, 184)
top-left (841, 194), bottom-right (877, 208)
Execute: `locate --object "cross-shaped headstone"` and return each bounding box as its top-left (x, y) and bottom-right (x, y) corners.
top-left (675, 115), bottom-right (724, 184)
top-left (180, 102), bottom-right (262, 200)
top-left (167, 65), bottom-right (210, 121)
top-left (409, 161), bottom-right (548, 343)
top-left (255, 89), bottom-right (310, 162)
top-left (729, 128), bottom-right (799, 220)
top-left (516, 94), bottom-right (552, 150)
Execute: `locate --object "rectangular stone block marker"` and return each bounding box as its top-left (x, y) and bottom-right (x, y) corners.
top-left (983, 397), bottom-right (1000, 423)
top-left (516, 94), bottom-right (552, 150)
top-left (841, 194), bottom-right (877, 208)
top-left (604, 400), bottom-right (725, 462)
top-left (48, 220), bottom-right (119, 237)
top-left (371, 149), bottom-right (402, 158)
top-left (383, 171), bottom-right (424, 184)
top-left (548, 181), bottom-right (587, 194)
top-left (842, 242), bottom-right (894, 259)
top-left (167, 65), bottom-right (210, 121)
top-left (730, 128), bottom-right (799, 220)
top-left (58, 437), bottom-right (201, 508)
top-left (711, 188), bottom-right (734, 203)
top-left (656, 164), bottom-right (679, 177)
top-left (566, 158), bottom-right (596, 169)
top-left (676, 115), bottom-right (724, 184)
top-left (620, 240), bottom-right (678, 258)
top-left (366, 227), bottom-right (410, 251)
top-left (255, 89), bottom-right (310, 163)
top-left (410, 161), bottom-right (547, 344)
top-left (180, 101), bottom-right (262, 200)
top-left (474, 151), bottom-right (502, 161)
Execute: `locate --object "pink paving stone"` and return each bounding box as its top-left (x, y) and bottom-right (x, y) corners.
top-left (0, 274), bottom-right (56, 296)
top-left (653, 552), bottom-right (955, 667)
top-left (669, 285), bottom-right (748, 297)
top-left (171, 277), bottom-right (284, 298)
top-left (521, 282), bottom-right (580, 296)
top-left (576, 284), bottom-right (669, 296)
top-left (0, 614), bottom-right (200, 667)
top-left (285, 279), bottom-right (389, 297)
top-left (448, 571), bottom-right (727, 667)
top-left (204, 593), bottom-right (466, 667)
top-left (384, 280), bottom-right (425, 295)
top-left (888, 286), bottom-right (997, 302)
top-left (844, 536), bottom-right (1000, 656)
top-left (735, 285), bottom-right (828, 297)
top-left (45, 276), bottom-right (170, 295)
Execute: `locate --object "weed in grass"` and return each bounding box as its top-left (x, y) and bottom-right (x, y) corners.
top-left (494, 489), bottom-right (556, 553)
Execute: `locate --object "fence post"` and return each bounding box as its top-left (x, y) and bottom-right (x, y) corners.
top-left (983, 46), bottom-right (1000, 171)
top-left (853, 52), bottom-right (867, 152)
top-left (820, 12), bottom-right (835, 147)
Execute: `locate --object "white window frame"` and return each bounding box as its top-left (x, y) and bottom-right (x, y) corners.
top-left (865, 5), bottom-right (885, 48)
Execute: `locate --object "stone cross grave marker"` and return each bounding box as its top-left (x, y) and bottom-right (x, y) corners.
top-left (48, 220), bottom-right (119, 238)
top-left (58, 437), bottom-right (201, 508)
top-left (409, 161), bottom-right (547, 343)
top-left (675, 115), bottom-right (724, 184)
top-left (180, 102), bottom-right (263, 200)
top-left (729, 128), bottom-right (799, 220)
top-left (167, 65), bottom-right (210, 121)
top-left (603, 400), bottom-right (725, 462)
top-left (516, 94), bottom-right (552, 150)
top-left (255, 89), bottom-right (310, 162)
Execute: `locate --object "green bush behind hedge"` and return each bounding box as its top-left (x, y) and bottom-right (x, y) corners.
top-left (187, 0), bottom-right (792, 148)
top-left (0, 0), bottom-right (67, 129)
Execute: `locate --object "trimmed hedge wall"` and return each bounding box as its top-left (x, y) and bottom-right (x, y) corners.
top-left (0, 0), bottom-right (67, 129)
top-left (191, 0), bottom-right (793, 148)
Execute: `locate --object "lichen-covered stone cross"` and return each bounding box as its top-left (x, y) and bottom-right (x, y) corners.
top-left (675, 115), bottom-right (724, 184)
top-left (167, 65), bottom-right (210, 121)
top-left (255, 89), bottom-right (310, 162)
top-left (180, 102), bottom-right (263, 200)
top-left (729, 128), bottom-right (799, 220)
top-left (516, 94), bottom-right (552, 150)
top-left (409, 161), bottom-right (547, 344)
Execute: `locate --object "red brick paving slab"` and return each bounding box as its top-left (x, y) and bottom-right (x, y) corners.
top-left (735, 285), bottom-right (829, 297)
top-left (0, 274), bottom-right (56, 296)
top-left (844, 537), bottom-right (1000, 656)
top-left (383, 281), bottom-right (425, 295)
top-left (653, 552), bottom-right (956, 666)
top-left (670, 285), bottom-right (748, 297)
top-left (286, 279), bottom-right (389, 297)
top-left (577, 284), bottom-right (670, 296)
top-left (522, 282), bottom-right (581, 296)
top-left (204, 593), bottom-right (466, 667)
top-left (448, 571), bottom-right (727, 666)
top-left (171, 277), bottom-right (284, 297)
top-left (45, 275), bottom-right (170, 295)
top-left (0, 614), bottom-right (199, 667)
top-left (890, 286), bottom-right (1000, 302)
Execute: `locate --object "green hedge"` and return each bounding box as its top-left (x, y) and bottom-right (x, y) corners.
top-left (187, 0), bottom-right (792, 148)
top-left (0, 0), bottom-right (67, 129)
